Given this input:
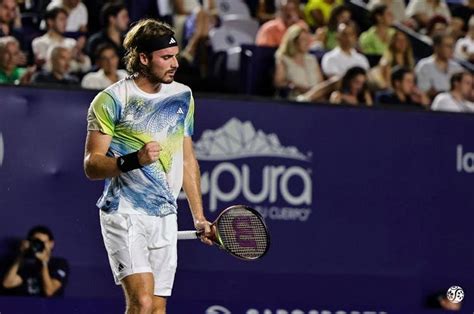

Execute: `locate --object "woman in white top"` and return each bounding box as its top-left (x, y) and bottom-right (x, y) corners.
top-left (274, 24), bottom-right (324, 100)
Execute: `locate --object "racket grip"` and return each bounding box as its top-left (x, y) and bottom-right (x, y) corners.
top-left (177, 230), bottom-right (199, 240)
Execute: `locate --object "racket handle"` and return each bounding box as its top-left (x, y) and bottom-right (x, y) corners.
top-left (177, 230), bottom-right (199, 240)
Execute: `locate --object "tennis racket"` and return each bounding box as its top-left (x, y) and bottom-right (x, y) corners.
top-left (178, 205), bottom-right (270, 260)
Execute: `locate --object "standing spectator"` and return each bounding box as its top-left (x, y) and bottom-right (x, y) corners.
top-left (0, 0), bottom-right (26, 51)
top-left (378, 67), bottom-right (430, 108)
top-left (367, 0), bottom-right (406, 24)
top-left (454, 16), bottom-right (474, 63)
top-left (31, 46), bottom-right (79, 86)
top-left (329, 66), bottom-right (373, 106)
top-left (86, 2), bottom-right (129, 66)
top-left (0, 36), bottom-right (34, 84)
top-left (415, 32), bottom-right (463, 98)
top-left (1, 226), bottom-right (69, 297)
top-left (81, 43), bottom-right (127, 90)
top-left (406, 0), bottom-right (451, 30)
top-left (274, 24), bottom-right (324, 100)
top-left (359, 4), bottom-right (395, 56)
top-left (256, 0), bottom-right (305, 47)
top-left (32, 7), bottom-right (91, 73)
top-left (370, 30), bottom-right (415, 89)
top-left (304, 0), bottom-right (343, 29)
top-left (321, 22), bottom-right (370, 78)
top-left (432, 72), bottom-right (474, 113)
top-left (46, 0), bottom-right (88, 33)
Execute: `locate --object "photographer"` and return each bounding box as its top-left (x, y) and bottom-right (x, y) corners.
top-left (1, 226), bottom-right (69, 297)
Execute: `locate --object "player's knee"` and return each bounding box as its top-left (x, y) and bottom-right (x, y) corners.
top-left (129, 293), bottom-right (153, 312)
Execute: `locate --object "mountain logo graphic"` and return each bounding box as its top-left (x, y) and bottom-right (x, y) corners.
top-left (194, 118), bottom-right (311, 161)
top-left (177, 107), bottom-right (184, 114)
top-left (169, 37), bottom-right (176, 44)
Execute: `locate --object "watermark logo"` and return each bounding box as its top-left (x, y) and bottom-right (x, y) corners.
top-left (446, 285), bottom-right (464, 303)
top-left (206, 305), bottom-right (232, 314)
top-left (456, 145), bottom-right (474, 173)
top-left (188, 118), bottom-right (313, 222)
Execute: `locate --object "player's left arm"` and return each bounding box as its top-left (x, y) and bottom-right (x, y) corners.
top-left (182, 137), bottom-right (213, 245)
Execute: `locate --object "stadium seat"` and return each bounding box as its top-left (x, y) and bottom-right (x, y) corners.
top-left (216, 0), bottom-right (251, 18)
top-left (222, 14), bottom-right (260, 40)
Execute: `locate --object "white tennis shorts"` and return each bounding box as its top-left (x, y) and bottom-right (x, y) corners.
top-left (99, 210), bottom-right (178, 296)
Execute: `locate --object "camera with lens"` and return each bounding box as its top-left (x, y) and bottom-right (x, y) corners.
top-left (25, 238), bottom-right (45, 259)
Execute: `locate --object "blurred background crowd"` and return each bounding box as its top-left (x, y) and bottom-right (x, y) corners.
top-left (0, 0), bottom-right (472, 112)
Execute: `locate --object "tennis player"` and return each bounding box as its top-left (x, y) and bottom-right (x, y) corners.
top-left (83, 19), bottom-right (212, 314)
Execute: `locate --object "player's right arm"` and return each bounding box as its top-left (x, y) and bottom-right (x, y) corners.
top-left (84, 132), bottom-right (161, 180)
top-left (83, 130), bottom-right (120, 180)
top-left (84, 91), bottom-right (160, 180)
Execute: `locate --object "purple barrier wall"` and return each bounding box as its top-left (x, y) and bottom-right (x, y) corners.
top-left (0, 86), bottom-right (473, 313)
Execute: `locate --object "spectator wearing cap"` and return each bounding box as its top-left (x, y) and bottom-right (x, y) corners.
top-left (432, 72), bottom-right (474, 113)
top-left (359, 4), bottom-right (395, 56)
top-left (86, 2), bottom-right (129, 67)
top-left (32, 7), bottom-right (91, 73)
top-left (45, 0), bottom-right (88, 33)
top-left (256, 0), bottom-right (307, 47)
top-left (415, 32), bottom-right (463, 98)
top-left (81, 43), bottom-right (127, 90)
top-left (378, 67), bottom-right (430, 108)
top-left (321, 22), bottom-right (370, 78)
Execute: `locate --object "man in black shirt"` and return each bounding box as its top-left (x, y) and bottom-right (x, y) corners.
top-left (378, 67), bottom-right (430, 108)
top-left (86, 2), bottom-right (129, 67)
top-left (1, 226), bottom-right (69, 297)
top-left (31, 46), bottom-right (79, 87)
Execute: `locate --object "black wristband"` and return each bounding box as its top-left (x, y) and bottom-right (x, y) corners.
top-left (117, 151), bottom-right (142, 172)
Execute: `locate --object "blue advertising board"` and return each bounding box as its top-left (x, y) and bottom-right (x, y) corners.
top-left (0, 86), bottom-right (473, 313)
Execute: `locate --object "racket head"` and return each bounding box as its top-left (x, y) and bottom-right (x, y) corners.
top-left (213, 205), bottom-right (270, 260)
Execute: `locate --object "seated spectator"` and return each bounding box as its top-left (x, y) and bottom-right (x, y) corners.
top-left (432, 72), bottom-right (474, 113)
top-left (32, 7), bottom-right (91, 73)
top-left (367, 0), bottom-right (406, 24)
top-left (426, 15), bottom-right (449, 39)
top-left (31, 46), bottom-right (79, 86)
top-left (406, 0), bottom-right (451, 31)
top-left (81, 43), bottom-right (127, 89)
top-left (1, 226), bottom-right (69, 297)
top-left (0, 36), bottom-right (34, 84)
top-left (86, 2), bottom-right (129, 67)
top-left (0, 0), bottom-right (26, 52)
top-left (322, 4), bottom-right (352, 50)
top-left (329, 66), bottom-right (373, 106)
top-left (359, 4), bottom-right (395, 56)
top-left (274, 24), bottom-right (324, 100)
top-left (370, 30), bottom-right (415, 89)
top-left (45, 0), bottom-right (88, 33)
top-left (256, 0), bottom-right (306, 47)
top-left (321, 22), bottom-right (370, 78)
top-left (304, 0), bottom-right (343, 29)
top-left (378, 67), bottom-right (430, 108)
top-left (454, 16), bottom-right (474, 63)
top-left (415, 32), bottom-right (463, 98)
top-left (452, 0), bottom-right (474, 33)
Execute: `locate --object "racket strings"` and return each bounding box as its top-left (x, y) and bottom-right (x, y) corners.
top-left (217, 207), bottom-right (269, 259)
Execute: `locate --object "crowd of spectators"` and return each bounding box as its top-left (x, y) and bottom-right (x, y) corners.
top-left (0, 0), bottom-right (472, 113)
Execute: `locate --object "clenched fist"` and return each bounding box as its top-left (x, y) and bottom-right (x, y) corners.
top-left (137, 141), bottom-right (161, 166)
